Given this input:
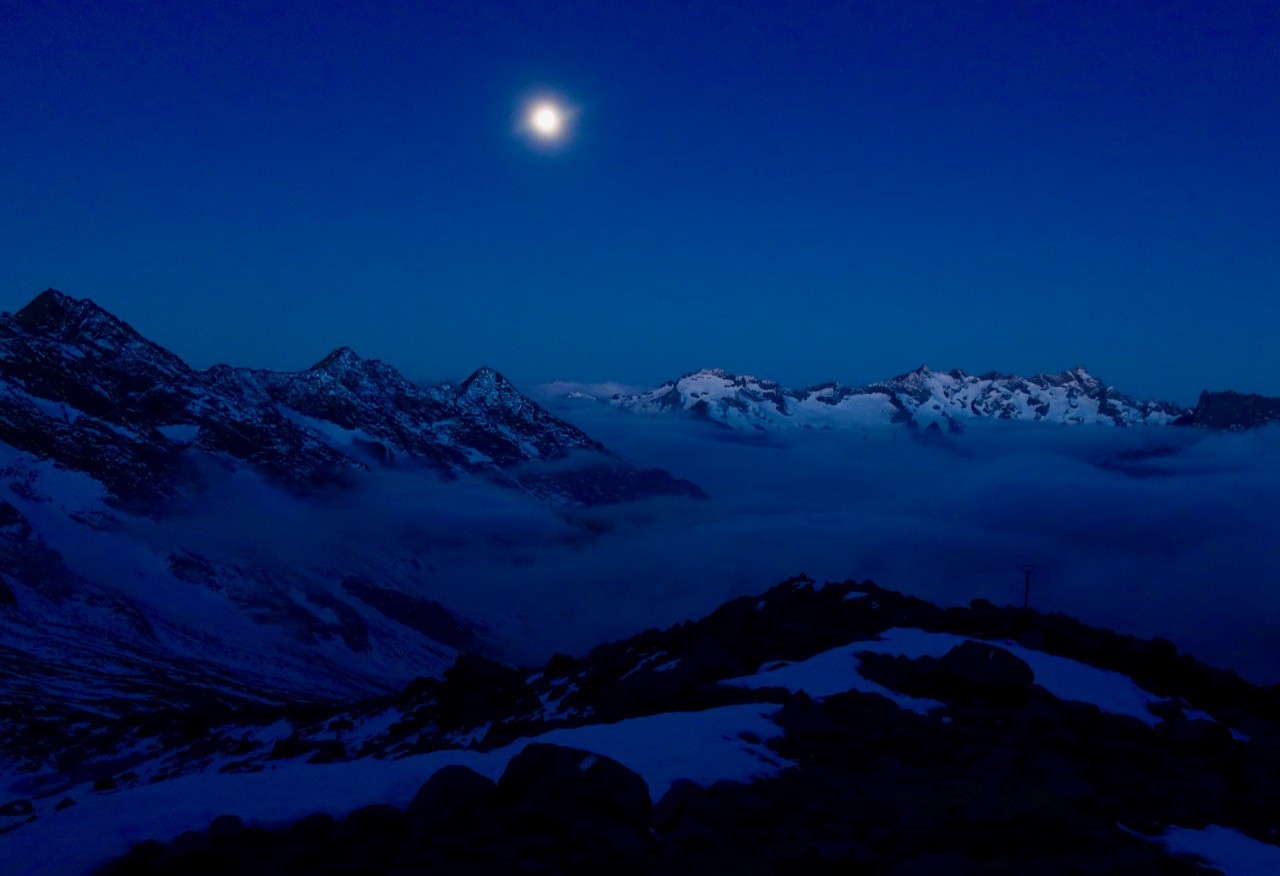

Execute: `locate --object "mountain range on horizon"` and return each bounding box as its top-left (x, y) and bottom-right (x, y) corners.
top-left (558, 366), bottom-right (1280, 435)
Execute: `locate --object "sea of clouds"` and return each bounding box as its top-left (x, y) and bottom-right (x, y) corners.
top-left (215, 395), bottom-right (1280, 684)
top-left (96, 398), bottom-right (1280, 685)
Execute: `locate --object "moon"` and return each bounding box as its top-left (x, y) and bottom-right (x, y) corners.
top-left (529, 102), bottom-right (564, 138)
top-left (522, 98), bottom-right (572, 145)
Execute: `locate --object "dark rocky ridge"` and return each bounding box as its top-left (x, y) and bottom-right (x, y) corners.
top-left (1175, 389), bottom-right (1280, 431)
top-left (13, 577), bottom-right (1272, 875)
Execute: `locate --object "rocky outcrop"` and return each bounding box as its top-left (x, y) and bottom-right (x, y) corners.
top-left (1176, 389), bottom-right (1280, 431)
top-left (99, 746), bottom-right (656, 876)
top-left (65, 577), bottom-right (1280, 875)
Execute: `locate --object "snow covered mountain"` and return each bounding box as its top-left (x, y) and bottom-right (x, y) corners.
top-left (598, 366), bottom-right (1190, 433)
top-left (0, 290), bottom-right (703, 723)
top-left (1, 289), bottom-right (701, 511)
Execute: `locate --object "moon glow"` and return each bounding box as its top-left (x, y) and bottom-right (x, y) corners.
top-left (530, 103), bottom-right (563, 138)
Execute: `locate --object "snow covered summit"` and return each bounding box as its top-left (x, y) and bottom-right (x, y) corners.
top-left (603, 365), bottom-right (1190, 432)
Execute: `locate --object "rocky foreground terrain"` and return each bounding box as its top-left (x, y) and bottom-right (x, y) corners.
top-left (4, 577), bottom-right (1279, 874)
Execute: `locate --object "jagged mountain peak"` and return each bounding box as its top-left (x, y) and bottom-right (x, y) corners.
top-left (459, 364), bottom-right (511, 390)
top-left (12, 289), bottom-right (167, 355)
top-left (457, 366), bottom-right (524, 408)
top-left (303, 345), bottom-right (420, 397)
top-left (311, 345), bottom-right (365, 372)
top-left (683, 367), bottom-right (736, 380)
top-left (1056, 365), bottom-right (1100, 385)
top-left (13, 287), bottom-right (80, 327)
top-left (15, 288), bottom-right (118, 336)
top-left (887, 365), bottom-right (939, 383)
top-left (9, 288), bottom-right (189, 374)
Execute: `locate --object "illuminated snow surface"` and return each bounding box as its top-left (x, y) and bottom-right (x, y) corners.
top-left (2, 705), bottom-right (786, 876)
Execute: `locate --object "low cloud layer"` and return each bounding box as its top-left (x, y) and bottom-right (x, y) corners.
top-left (425, 403), bottom-right (1280, 683)
top-left (119, 404), bottom-right (1280, 684)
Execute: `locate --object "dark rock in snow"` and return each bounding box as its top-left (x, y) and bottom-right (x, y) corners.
top-left (910, 640), bottom-right (1037, 703)
top-left (404, 765), bottom-right (495, 833)
top-left (0, 798), bottom-right (33, 816)
top-left (495, 743), bottom-right (653, 829)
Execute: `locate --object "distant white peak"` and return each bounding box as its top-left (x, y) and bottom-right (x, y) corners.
top-left (675, 368), bottom-right (784, 390)
top-left (677, 368), bottom-right (740, 382)
top-left (885, 365), bottom-right (958, 385)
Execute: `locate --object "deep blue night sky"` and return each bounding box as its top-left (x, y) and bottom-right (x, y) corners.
top-left (2, 1), bottom-right (1277, 402)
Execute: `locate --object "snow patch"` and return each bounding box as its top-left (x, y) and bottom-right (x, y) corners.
top-left (2, 704), bottom-right (787, 876)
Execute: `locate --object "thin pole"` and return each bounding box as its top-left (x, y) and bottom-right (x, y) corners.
top-left (1023, 565), bottom-right (1033, 609)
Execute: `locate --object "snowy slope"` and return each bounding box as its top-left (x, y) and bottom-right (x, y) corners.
top-left (4, 705), bottom-right (786, 876)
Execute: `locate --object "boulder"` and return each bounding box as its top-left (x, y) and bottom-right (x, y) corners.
top-left (405, 765), bottom-right (495, 833)
top-left (496, 743), bottom-right (652, 827)
top-left (931, 641), bottom-right (1035, 702)
top-left (207, 815), bottom-right (243, 840)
